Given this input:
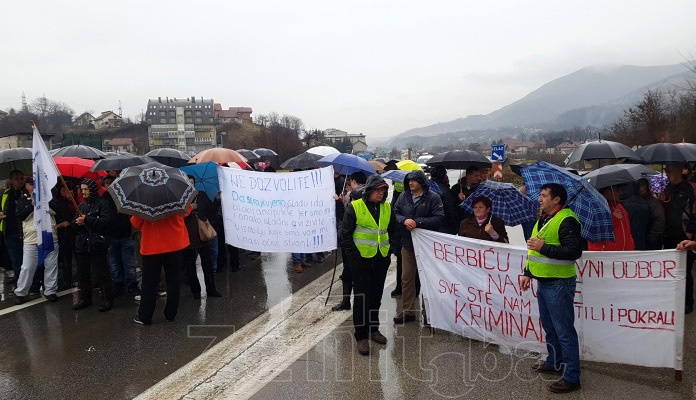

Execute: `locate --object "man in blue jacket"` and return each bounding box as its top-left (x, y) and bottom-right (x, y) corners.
top-left (393, 170), bottom-right (445, 324)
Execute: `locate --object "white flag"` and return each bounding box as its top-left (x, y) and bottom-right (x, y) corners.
top-left (32, 124), bottom-right (59, 263)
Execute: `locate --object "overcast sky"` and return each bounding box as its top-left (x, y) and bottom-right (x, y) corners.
top-left (1, 0), bottom-right (695, 139)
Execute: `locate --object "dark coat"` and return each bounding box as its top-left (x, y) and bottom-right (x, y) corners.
top-left (103, 192), bottom-right (133, 239)
top-left (393, 170), bottom-right (445, 251)
top-left (185, 193), bottom-right (215, 249)
top-left (72, 194), bottom-right (113, 253)
top-left (643, 193), bottom-right (666, 249)
top-left (432, 179), bottom-right (459, 234)
top-left (620, 192), bottom-right (650, 251)
top-left (458, 214), bottom-right (508, 243)
top-left (663, 178), bottom-right (696, 246)
top-left (340, 175), bottom-right (398, 260)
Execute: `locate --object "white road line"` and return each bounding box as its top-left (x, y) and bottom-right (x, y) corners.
top-left (137, 262), bottom-right (396, 400)
top-left (0, 288), bottom-right (75, 316)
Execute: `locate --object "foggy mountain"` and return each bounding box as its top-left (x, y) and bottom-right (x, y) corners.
top-left (386, 63), bottom-right (693, 148)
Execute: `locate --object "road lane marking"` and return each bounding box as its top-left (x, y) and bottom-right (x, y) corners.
top-left (137, 261), bottom-right (396, 400)
top-left (0, 288), bottom-right (74, 316)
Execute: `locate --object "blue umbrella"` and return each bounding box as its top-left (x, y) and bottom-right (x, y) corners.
top-left (317, 153), bottom-right (376, 176)
top-left (381, 170), bottom-right (408, 182)
top-left (521, 161), bottom-right (614, 242)
top-left (460, 180), bottom-right (538, 226)
top-left (180, 162), bottom-right (220, 201)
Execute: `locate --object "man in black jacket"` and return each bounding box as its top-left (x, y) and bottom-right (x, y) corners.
top-left (1, 170), bottom-right (28, 283)
top-left (661, 163), bottom-right (696, 313)
top-left (638, 178), bottom-right (665, 250)
top-left (393, 170), bottom-right (445, 324)
top-left (103, 175), bottom-right (139, 297)
top-left (72, 179), bottom-right (115, 312)
top-left (340, 175), bottom-right (398, 355)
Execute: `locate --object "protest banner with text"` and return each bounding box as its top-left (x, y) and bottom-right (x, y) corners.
top-left (218, 166), bottom-right (337, 253)
top-left (413, 229), bottom-right (685, 370)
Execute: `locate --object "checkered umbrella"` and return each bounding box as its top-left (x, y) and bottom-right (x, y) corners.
top-left (460, 180), bottom-right (539, 226)
top-left (521, 161), bottom-right (614, 242)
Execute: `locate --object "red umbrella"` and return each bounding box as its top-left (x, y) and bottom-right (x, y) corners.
top-left (54, 156), bottom-right (107, 180)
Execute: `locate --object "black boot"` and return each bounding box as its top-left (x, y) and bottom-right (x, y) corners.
top-left (331, 282), bottom-right (352, 311)
top-left (72, 299), bottom-right (92, 310)
top-left (98, 282), bottom-right (114, 312)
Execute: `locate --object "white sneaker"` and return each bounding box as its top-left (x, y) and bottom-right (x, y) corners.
top-left (157, 291), bottom-right (167, 297)
top-left (134, 295), bottom-right (141, 301)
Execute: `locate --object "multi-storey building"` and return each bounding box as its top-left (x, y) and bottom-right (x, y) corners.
top-left (145, 97), bottom-right (216, 154)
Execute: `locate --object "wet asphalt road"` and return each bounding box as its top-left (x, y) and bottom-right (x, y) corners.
top-left (0, 251), bottom-right (340, 400)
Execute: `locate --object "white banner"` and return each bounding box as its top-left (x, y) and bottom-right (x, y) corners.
top-left (218, 167), bottom-right (337, 253)
top-left (413, 229), bottom-right (685, 370)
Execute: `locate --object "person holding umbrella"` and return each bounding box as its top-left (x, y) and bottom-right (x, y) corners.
top-left (458, 196), bottom-right (508, 243)
top-left (72, 178), bottom-right (115, 312)
top-left (661, 163), bottom-right (696, 314)
top-left (132, 203), bottom-right (192, 325)
top-left (105, 162), bottom-right (198, 324)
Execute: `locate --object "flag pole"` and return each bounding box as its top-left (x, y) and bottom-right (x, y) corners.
top-left (31, 121), bottom-right (83, 216)
top-left (58, 175), bottom-right (83, 217)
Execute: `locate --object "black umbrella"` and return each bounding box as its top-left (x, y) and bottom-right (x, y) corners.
top-left (583, 164), bottom-right (658, 190)
top-left (253, 148), bottom-right (278, 157)
top-left (236, 149), bottom-right (260, 161)
top-left (90, 155), bottom-right (155, 172)
top-left (0, 148), bottom-right (32, 177)
top-left (425, 150), bottom-right (492, 170)
top-left (145, 148), bottom-right (191, 168)
top-left (383, 160), bottom-right (399, 171)
top-left (280, 152), bottom-right (322, 170)
top-left (636, 143), bottom-right (696, 164)
top-left (51, 145), bottom-right (106, 160)
top-left (510, 163), bottom-right (529, 177)
top-left (107, 162), bottom-right (197, 222)
top-left (565, 140), bottom-right (642, 166)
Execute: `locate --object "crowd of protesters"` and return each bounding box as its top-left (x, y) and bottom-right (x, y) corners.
top-left (0, 163), bottom-right (279, 320)
top-left (5, 155), bottom-right (696, 395)
top-left (328, 160), bottom-right (696, 395)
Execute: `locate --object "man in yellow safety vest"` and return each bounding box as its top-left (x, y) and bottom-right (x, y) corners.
top-left (521, 182), bottom-right (583, 394)
top-left (339, 174), bottom-right (398, 356)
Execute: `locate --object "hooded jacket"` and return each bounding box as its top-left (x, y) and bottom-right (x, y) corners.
top-left (393, 170), bottom-right (445, 250)
top-left (72, 190), bottom-right (114, 253)
top-left (340, 175), bottom-right (398, 259)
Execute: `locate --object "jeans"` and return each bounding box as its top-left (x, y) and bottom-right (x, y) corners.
top-left (15, 242), bottom-right (59, 296)
top-left (291, 253), bottom-right (305, 265)
top-left (5, 234), bottom-right (24, 280)
top-left (107, 238), bottom-right (137, 289)
top-left (210, 236), bottom-right (219, 272)
top-left (537, 277), bottom-right (581, 385)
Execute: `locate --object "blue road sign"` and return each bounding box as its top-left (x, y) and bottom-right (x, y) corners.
top-left (491, 144), bottom-right (506, 162)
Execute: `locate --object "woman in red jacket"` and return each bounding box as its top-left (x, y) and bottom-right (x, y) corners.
top-left (588, 185), bottom-right (635, 251)
top-left (131, 205), bottom-right (192, 325)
